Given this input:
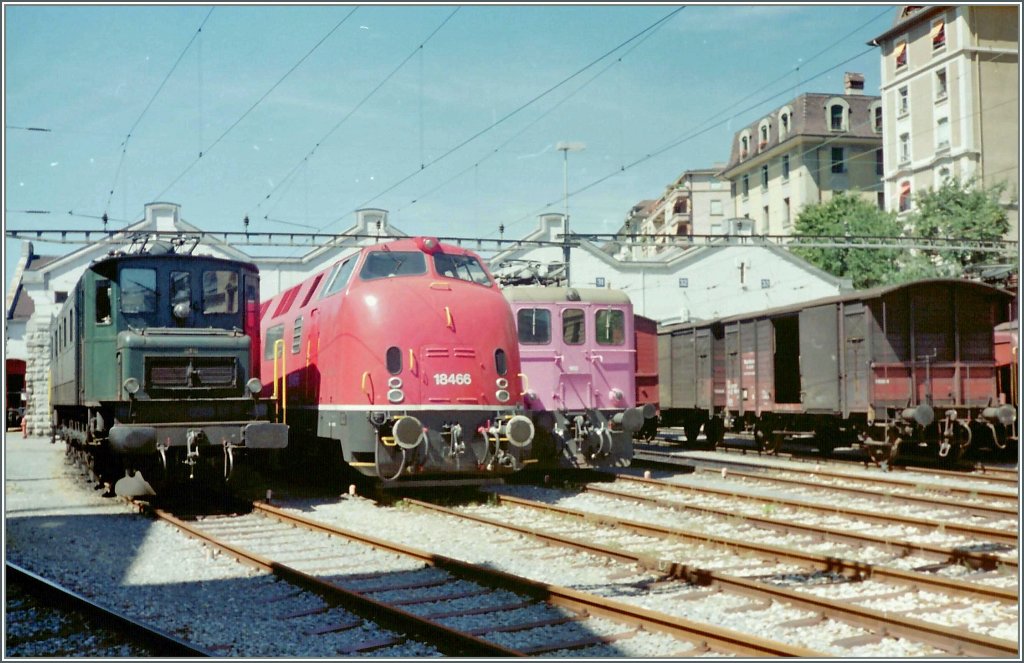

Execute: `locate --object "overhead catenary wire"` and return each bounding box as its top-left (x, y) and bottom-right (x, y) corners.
top-left (252, 7), bottom-right (461, 226)
top-left (151, 6), bottom-right (360, 203)
top-left (104, 8), bottom-right (215, 215)
top-left (391, 5), bottom-right (674, 218)
top-left (313, 6), bottom-right (686, 234)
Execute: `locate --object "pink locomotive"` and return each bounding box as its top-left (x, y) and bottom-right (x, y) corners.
top-left (259, 237), bottom-right (535, 481)
top-left (503, 287), bottom-right (653, 468)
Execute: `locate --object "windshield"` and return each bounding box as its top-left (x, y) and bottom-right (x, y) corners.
top-left (433, 254), bottom-right (492, 286)
top-left (120, 268), bottom-right (156, 313)
top-left (359, 251), bottom-right (427, 280)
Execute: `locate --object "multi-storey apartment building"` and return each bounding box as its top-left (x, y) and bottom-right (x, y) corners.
top-left (630, 168), bottom-right (731, 256)
top-left (718, 73), bottom-right (884, 236)
top-left (870, 5), bottom-right (1019, 240)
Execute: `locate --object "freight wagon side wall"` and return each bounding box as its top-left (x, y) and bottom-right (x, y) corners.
top-left (634, 315), bottom-right (659, 410)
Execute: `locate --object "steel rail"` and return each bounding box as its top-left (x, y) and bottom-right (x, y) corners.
top-left (618, 470), bottom-right (1018, 545)
top-left (648, 443), bottom-right (1019, 502)
top-left (404, 498), bottom-right (1018, 658)
top-left (587, 481), bottom-right (1018, 571)
top-left (145, 506), bottom-right (524, 657)
top-left (6, 562), bottom-right (211, 657)
top-left (252, 501), bottom-right (820, 657)
top-left (490, 494), bottom-right (1018, 604)
top-left (637, 450), bottom-right (1018, 522)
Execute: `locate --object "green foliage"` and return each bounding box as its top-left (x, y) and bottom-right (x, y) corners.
top-left (791, 192), bottom-right (904, 288)
top-left (906, 177), bottom-right (1010, 272)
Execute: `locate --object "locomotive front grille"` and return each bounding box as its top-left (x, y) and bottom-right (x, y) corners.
top-left (146, 356), bottom-right (238, 391)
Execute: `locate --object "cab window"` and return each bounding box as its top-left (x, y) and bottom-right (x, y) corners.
top-left (95, 279), bottom-right (112, 324)
top-left (563, 308), bottom-right (585, 345)
top-left (202, 271), bottom-right (239, 313)
top-left (264, 324), bottom-right (285, 360)
top-left (170, 271), bottom-right (191, 307)
top-left (359, 251), bottom-right (426, 280)
top-left (517, 308), bottom-right (551, 345)
top-left (595, 309), bottom-right (625, 345)
top-left (322, 257), bottom-right (358, 298)
top-left (433, 254), bottom-right (491, 286)
top-left (120, 268), bottom-right (156, 313)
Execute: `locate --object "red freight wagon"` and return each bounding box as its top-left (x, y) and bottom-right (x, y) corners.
top-left (659, 278), bottom-right (1017, 463)
top-left (633, 314), bottom-right (660, 440)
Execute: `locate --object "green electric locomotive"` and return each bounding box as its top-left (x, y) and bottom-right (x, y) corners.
top-left (50, 239), bottom-right (287, 493)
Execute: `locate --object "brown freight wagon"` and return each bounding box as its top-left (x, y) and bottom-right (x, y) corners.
top-left (658, 278), bottom-right (1017, 463)
top-left (634, 314), bottom-right (660, 441)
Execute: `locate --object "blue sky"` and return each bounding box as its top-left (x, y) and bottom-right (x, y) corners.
top-left (3, 3), bottom-right (895, 289)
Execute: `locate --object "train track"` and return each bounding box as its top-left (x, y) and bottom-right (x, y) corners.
top-left (139, 499), bottom-right (816, 657)
top-left (5, 562), bottom-right (211, 657)
top-left (588, 476), bottom-right (1018, 571)
top-left (633, 449), bottom-right (1019, 523)
top-left (646, 433), bottom-right (1020, 477)
top-left (404, 495), bottom-right (1017, 657)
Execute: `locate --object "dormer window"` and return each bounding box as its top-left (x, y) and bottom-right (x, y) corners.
top-left (758, 122), bottom-right (770, 149)
top-left (894, 41), bottom-right (908, 69)
top-left (740, 135), bottom-right (750, 159)
top-left (931, 19), bottom-right (946, 50)
top-left (830, 105), bottom-right (844, 131)
top-left (780, 113), bottom-right (789, 138)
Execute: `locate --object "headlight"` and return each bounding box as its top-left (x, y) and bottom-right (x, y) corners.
top-left (495, 389), bottom-right (510, 403)
top-left (123, 378), bottom-right (140, 395)
top-left (246, 378), bottom-right (263, 395)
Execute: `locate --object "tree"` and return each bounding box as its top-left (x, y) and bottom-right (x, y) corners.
top-left (906, 177), bottom-right (1011, 274)
top-left (791, 192), bottom-right (904, 288)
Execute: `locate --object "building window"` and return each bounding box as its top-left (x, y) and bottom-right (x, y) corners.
top-left (935, 69), bottom-right (948, 100)
top-left (760, 164), bottom-right (769, 189)
top-left (931, 19), bottom-right (945, 50)
top-left (873, 106), bottom-right (883, 132)
top-left (780, 112), bottom-right (789, 138)
top-left (831, 147), bottom-right (845, 173)
top-left (783, 197), bottom-right (791, 228)
top-left (898, 86), bottom-right (909, 115)
top-left (829, 104), bottom-right (845, 131)
top-left (759, 123), bottom-right (769, 149)
top-left (782, 154), bottom-right (790, 181)
top-left (936, 116), bottom-right (950, 149)
top-left (54, 291), bottom-right (68, 304)
top-left (740, 136), bottom-right (749, 159)
top-left (899, 133), bottom-right (911, 163)
top-left (762, 206), bottom-right (769, 229)
top-left (895, 41), bottom-right (907, 69)
top-left (742, 174), bottom-right (749, 198)
top-left (877, 191), bottom-right (886, 210)
top-left (875, 148), bottom-right (884, 176)
top-left (898, 181), bottom-right (912, 212)
top-left (710, 199), bottom-right (723, 216)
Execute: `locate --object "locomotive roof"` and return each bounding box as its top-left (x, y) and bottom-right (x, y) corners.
top-left (91, 251), bottom-right (258, 271)
top-left (502, 286), bottom-right (632, 306)
top-left (659, 278), bottom-right (1015, 333)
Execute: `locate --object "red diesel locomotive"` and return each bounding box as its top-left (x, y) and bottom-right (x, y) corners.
top-left (259, 237), bottom-right (535, 481)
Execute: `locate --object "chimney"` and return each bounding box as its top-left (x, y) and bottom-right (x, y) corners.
top-left (844, 72), bottom-right (865, 95)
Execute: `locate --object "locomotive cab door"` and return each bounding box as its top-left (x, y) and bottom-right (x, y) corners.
top-left (83, 275), bottom-right (119, 403)
top-left (559, 305), bottom-right (594, 409)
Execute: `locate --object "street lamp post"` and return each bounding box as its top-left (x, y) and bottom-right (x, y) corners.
top-left (556, 141), bottom-right (585, 287)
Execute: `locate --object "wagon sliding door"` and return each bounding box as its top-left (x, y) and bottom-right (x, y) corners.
top-left (842, 303), bottom-right (870, 415)
top-left (799, 304), bottom-right (839, 412)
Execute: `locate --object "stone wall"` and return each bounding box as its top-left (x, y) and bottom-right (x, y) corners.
top-left (23, 316), bottom-right (52, 437)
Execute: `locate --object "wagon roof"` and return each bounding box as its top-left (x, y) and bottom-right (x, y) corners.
top-left (659, 278), bottom-right (1016, 333)
top-left (502, 286), bottom-right (632, 306)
